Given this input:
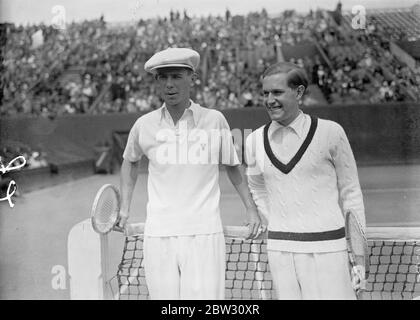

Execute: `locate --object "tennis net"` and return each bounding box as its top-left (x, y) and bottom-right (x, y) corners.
top-left (111, 224), bottom-right (420, 300)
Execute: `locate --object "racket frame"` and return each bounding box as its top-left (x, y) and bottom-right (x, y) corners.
top-left (345, 210), bottom-right (369, 298)
top-left (91, 184), bottom-right (121, 235)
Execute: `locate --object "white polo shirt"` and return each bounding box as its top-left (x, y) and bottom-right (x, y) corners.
top-left (245, 112), bottom-right (365, 253)
top-left (123, 101), bottom-right (240, 236)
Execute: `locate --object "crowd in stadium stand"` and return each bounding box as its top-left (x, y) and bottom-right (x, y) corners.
top-left (1, 5), bottom-right (419, 117)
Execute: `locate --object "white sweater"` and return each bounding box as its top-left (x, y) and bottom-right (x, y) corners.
top-left (245, 112), bottom-right (365, 253)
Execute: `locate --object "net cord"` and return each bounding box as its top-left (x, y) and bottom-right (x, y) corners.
top-left (124, 223), bottom-right (420, 241)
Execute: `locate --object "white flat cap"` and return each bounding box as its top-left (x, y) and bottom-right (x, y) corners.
top-left (144, 48), bottom-right (200, 74)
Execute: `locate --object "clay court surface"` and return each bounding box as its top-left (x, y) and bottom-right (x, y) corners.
top-left (1, 164), bottom-right (419, 299)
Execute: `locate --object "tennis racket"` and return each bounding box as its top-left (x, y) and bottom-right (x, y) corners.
top-left (345, 210), bottom-right (370, 299)
top-left (91, 184), bottom-right (122, 234)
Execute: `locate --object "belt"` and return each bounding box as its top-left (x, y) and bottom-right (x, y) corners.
top-left (267, 227), bottom-right (345, 242)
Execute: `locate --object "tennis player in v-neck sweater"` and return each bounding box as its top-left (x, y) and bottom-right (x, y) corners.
top-left (245, 62), bottom-right (366, 300)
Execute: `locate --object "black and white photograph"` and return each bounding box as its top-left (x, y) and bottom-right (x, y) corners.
top-left (0, 0), bottom-right (419, 305)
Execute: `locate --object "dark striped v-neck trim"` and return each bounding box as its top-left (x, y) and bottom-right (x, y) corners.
top-left (263, 116), bottom-right (318, 174)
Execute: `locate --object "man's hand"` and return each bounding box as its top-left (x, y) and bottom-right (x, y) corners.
top-left (351, 265), bottom-right (366, 293)
top-left (114, 212), bottom-right (128, 233)
top-left (244, 207), bottom-right (265, 239)
top-left (224, 164), bottom-right (266, 239)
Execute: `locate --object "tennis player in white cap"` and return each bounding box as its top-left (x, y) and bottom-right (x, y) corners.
top-left (117, 48), bottom-right (263, 299)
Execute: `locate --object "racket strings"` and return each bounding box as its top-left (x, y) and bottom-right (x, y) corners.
top-left (98, 193), bottom-right (117, 220)
top-left (348, 214), bottom-right (367, 257)
top-left (347, 212), bottom-right (370, 280)
top-left (94, 187), bottom-right (119, 233)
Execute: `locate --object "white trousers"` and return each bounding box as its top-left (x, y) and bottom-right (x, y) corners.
top-left (268, 250), bottom-right (356, 300)
top-left (143, 232), bottom-right (225, 300)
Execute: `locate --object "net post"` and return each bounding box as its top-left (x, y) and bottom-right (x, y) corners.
top-left (100, 233), bottom-right (113, 300)
top-left (67, 218), bottom-right (113, 299)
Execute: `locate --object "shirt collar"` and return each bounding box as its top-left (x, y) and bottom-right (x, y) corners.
top-left (270, 110), bottom-right (306, 139)
top-left (159, 100), bottom-right (200, 126)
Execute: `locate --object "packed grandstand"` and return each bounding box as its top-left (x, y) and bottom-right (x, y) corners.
top-left (1, 3), bottom-right (419, 172)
